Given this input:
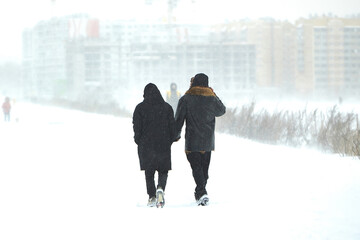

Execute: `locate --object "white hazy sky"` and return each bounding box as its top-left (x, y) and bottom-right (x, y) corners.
top-left (0, 0), bottom-right (359, 62)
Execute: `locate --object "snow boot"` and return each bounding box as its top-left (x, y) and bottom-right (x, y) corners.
top-left (196, 194), bottom-right (209, 206)
top-left (147, 196), bottom-right (156, 207)
top-left (156, 188), bottom-right (165, 208)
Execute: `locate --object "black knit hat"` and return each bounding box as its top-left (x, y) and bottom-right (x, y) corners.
top-left (192, 73), bottom-right (209, 87)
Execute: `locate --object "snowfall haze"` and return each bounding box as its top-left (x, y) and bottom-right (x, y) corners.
top-left (1, 1), bottom-right (360, 239)
top-left (0, 0), bottom-right (359, 61)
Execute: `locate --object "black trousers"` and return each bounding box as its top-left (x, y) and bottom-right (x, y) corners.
top-left (145, 170), bottom-right (168, 198)
top-left (186, 151), bottom-right (211, 200)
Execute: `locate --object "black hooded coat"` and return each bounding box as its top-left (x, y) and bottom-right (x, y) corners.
top-left (133, 83), bottom-right (176, 171)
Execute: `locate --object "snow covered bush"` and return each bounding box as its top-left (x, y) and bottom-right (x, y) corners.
top-left (217, 102), bottom-right (360, 159)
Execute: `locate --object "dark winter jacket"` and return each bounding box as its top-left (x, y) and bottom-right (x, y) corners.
top-left (175, 85), bottom-right (226, 152)
top-left (133, 83), bottom-right (176, 171)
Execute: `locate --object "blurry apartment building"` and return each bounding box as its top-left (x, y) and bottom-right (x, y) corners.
top-left (210, 19), bottom-right (297, 99)
top-left (211, 16), bottom-right (360, 100)
top-left (22, 14), bottom-right (120, 102)
top-left (22, 14), bottom-right (360, 103)
top-left (22, 14), bottom-right (256, 102)
top-left (295, 16), bottom-right (360, 99)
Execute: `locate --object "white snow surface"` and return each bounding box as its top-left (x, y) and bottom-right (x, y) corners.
top-left (1, 103), bottom-right (360, 240)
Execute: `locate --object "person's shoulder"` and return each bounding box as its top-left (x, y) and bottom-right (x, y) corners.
top-left (179, 94), bottom-right (189, 100)
top-left (134, 102), bottom-right (145, 112)
top-left (161, 101), bottom-right (171, 109)
top-left (164, 101), bottom-right (175, 111)
top-left (135, 102), bottom-right (143, 108)
top-left (177, 94), bottom-right (188, 104)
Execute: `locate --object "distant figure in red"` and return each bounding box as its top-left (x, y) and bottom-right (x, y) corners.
top-left (2, 97), bottom-right (11, 122)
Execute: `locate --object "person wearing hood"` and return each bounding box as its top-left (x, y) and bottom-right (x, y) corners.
top-left (175, 73), bottom-right (226, 206)
top-left (133, 83), bottom-right (176, 208)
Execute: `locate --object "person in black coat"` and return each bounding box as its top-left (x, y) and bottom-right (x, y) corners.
top-left (133, 83), bottom-right (176, 207)
top-left (175, 73), bottom-right (226, 206)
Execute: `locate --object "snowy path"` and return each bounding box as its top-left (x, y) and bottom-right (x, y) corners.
top-left (1, 103), bottom-right (360, 240)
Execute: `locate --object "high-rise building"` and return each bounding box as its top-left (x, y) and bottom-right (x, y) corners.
top-left (23, 14), bottom-right (360, 104)
top-left (23, 16), bottom-right (257, 103)
top-left (296, 17), bottom-right (360, 98)
top-left (210, 19), bottom-right (297, 97)
top-left (23, 14), bottom-right (125, 102)
top-left (22, 16), bottom-right (70, 99)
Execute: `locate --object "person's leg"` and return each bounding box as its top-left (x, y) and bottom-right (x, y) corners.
top-left (186, 152), bottom-right (207, 200)
top-left (155, 170), bottom-right (168, 207)
top-left (201, 152), bottom-right (211, 187)
top-left (145, 169), bottom-right (156, 198)
top-left (157, 170), bottom-right (168, 191)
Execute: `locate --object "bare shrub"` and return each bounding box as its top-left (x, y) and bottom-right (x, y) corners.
top-left (217, 102), bottom-right (360, 159)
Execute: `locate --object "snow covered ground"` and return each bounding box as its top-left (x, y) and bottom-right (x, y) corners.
top-left (1, 102), bottom-right (360, 240)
